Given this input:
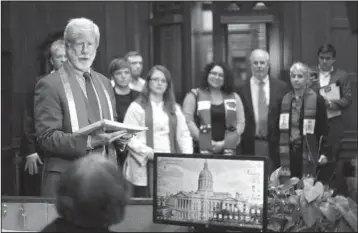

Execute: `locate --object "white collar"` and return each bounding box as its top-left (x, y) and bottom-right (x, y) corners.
top-left (319, 66), bottom-right (334, 75)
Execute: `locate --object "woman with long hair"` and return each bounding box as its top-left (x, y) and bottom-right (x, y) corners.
top-left (182, 61), bottom-right (245, 155)
top-left (123, 65), bottom-right (193, 197)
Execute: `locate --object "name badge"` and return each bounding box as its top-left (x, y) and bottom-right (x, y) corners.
top-left (279, 113), bottom-right (289, 130)
top-left (224, 99), bottom-right (237, 111)
top-left (303, 119), bottom-right (315, 135)
top-left (324, 86), bottom-right (331, 93)
top-left (198, 101), bottom-right (211, 111)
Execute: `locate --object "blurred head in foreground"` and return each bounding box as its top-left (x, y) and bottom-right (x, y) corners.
top-left (55, 154), bottom-right (130, 229)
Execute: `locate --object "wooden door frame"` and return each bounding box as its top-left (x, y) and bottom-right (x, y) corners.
top-left (212, 2), bottom-right (283, 80)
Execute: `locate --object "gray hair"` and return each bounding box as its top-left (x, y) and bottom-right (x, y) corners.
top-left (50, 39), bottom-right (65, 56)
top-left (64, 17), bottom-right (100, 47)
top-left (290, 62), bottom-right (311, 78)
top-left (249, 49), bottom-right (270, 63)
top-left (55, 153), bottom-right (130, 228)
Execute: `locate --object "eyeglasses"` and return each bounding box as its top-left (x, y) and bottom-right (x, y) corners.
top-left (209, 71), bottom-right (224, 79)
top-left (70, 41), bottom-right (96, 51)
top-left (150, 78), bottom-right (167, 84)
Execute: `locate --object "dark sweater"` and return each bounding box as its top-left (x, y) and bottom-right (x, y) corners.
top-left (114, 89), bottom-right (140, 123)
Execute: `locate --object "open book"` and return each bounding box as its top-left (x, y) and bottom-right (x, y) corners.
top-left (74, 119), bottom-right (148, 136)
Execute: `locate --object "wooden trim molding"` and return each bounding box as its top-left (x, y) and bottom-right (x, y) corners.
top-left (150, 14), bottom-right (183, 25)
top-left (220, 14), bottom-right (274, 24)
top-left (1, 196), bottom-right (153, 205)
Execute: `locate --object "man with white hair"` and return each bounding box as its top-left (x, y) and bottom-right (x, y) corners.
top-left (237, 49), bottom-right (289, 174)
top-left (34, 17), bottom-right (128, 197)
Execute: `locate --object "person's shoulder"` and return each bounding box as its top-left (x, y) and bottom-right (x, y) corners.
top-left (36, 71), bottom-right (61, 89)
top-left (270, 77), bottom-right (287, 86)
top-left (93, 70), bottom-right (111, 84)
top-left (333, 68), bottom-right (348, 79)
top-left (131, 89), bottom-right (140, 97)
top-left (237, 79), bottom-right (250, 90)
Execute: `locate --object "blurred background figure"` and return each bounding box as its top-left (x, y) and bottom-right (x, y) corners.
top-left (182, 61), bottom-right (245, 155)
top-left (124, 51), bottom-right (146, 92)
top-left (310, 44), bottom-right (352, 195)
top-left (19, 38), bottom-right (67, 196)
top-left (123, 65), bottom-right (193, 197)
top-left (108, 58), bottom-right (140, 167)
top-left (48, 39), bottom-right (67, 73)
top-left (41, 153), bottom-right (131, 232)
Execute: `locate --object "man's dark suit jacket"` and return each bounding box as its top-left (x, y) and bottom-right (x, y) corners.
top-left (34, 61), bottom-right (117, 196)
top-left (310, 67), bottom-right (352, 151)
top-left (310, 67), bottom-right (352, 195)
top-left (237, 77), bottom-right (290, 169)
top-left (19, 75), bottom-right (44, 196)
top-left (20, 76), bottom-right (44, 158)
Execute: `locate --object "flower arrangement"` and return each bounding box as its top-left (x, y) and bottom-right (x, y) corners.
top-left (267, 167), bottom-right (357, 232)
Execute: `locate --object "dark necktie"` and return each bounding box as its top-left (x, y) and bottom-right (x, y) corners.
top-left (257, 80), bottom-right (268, 138)
top-left (83, 72), bottom-right (101, 122)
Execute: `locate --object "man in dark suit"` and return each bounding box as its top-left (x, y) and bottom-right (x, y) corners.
top-left (19, 39), bottom-right (66, 196)
top-left (34, 17), bottom-right (128, 197)
top-left (310, 44), bottom-right (352, 195)
top-left (237, 49), bottom-right (290, 174)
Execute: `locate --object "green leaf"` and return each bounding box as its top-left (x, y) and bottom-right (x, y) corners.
top-left (319, 202), bottom-right (336, 222)
top-left (300, 195), bottom-right (321, 228)
top-left (337, 218), bottom-right (355, 232)
top-left (268, 221), bottom-right (282, 232)
top-left (291, 207), bottom-right (301, 223)
top-left (295, 189), bottom-right (303, 196)
top-left (321, 190), bottom-right (333, 201)
top-left (336, 202), bottom-right (357, 232)
top-left (335, 195), bottom-right (350, 212)
top-left (288, 195), bottom-right (299, 205)
top-left (303, 177), bottom-right (314, 188)
top-left (283, 220), bottom-right (296, 232)
top-left (304, 181), bottom-right (324, 203)
top-left (270, 167), bottom-right (282, 187)
top-left (282, 177), bottom-right (300, 191)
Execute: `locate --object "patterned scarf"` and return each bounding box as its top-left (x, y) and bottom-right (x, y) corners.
top-left (279, 88), bottom-right (319, 177)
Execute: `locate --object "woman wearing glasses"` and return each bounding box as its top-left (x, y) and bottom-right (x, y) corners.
top-left (182, 61), bottom-right (245, 155)
top-left (123, 65), bottom-right (193, 197)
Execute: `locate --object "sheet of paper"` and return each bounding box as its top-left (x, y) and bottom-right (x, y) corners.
top-left (319, 83), bottom-right (342, 119)
top-left (319, 83), bottom-right (340, 100)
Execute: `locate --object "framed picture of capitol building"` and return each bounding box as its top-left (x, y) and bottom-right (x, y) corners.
top-left (153, 153), bottom-right (268, 232)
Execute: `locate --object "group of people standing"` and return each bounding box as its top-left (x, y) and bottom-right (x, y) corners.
top-left (19, 17), bottom-right (351, 201)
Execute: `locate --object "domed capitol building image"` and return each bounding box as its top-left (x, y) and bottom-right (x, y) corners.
top-left (155, 158), bottom-right (264, 228)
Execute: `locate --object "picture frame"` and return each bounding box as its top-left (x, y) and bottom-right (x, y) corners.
top-left (152, 153), bottom-right (268, 232)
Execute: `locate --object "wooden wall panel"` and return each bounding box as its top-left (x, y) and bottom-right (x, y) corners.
top-left (158, 24), bottom-right (183, 100)
top-left (300, 2), bottom-right (331, 66)
top-left (295, 1), bottom-right (357, 146)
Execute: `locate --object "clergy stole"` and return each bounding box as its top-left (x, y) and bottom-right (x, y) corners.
top-left (279, 88), bottom-right (319, 177)
top-left (136, 99), bottom-right (180, 197)
top-left (59, 66), bottom-right (116, 163)
top-left (196, 89), bottom-right (238, 154)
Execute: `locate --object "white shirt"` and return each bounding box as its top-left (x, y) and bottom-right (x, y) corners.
top-left (129, 77), bottom-right (146, 92)
top-left (123, 101), bottom-right (193, 186)
top-left (319, 67), bottom-right (333, 87)
top-left (250, 75), bottom-right (270, 125)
